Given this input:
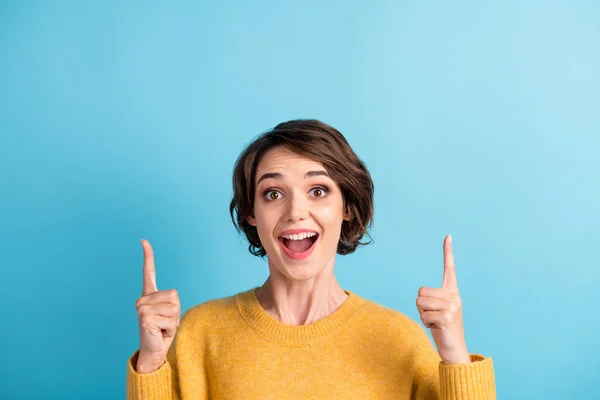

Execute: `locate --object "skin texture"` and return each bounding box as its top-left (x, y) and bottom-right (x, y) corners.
top-left (247, 146), bottom-right (351, 326)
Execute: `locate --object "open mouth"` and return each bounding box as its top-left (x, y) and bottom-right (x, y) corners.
top-left (278, 233), bottom-right (320, 260)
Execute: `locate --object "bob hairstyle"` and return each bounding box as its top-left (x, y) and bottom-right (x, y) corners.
top-left (229, 119), bottom-right (374, 258)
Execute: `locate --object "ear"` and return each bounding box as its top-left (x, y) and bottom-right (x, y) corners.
top-left (247, 214), bottom-right (257, 226)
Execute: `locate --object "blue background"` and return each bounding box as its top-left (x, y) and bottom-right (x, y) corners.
top-left (1, 1), bottom-right (599, 399)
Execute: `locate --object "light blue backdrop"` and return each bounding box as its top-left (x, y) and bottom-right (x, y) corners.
top-left (1, 1), bottom-right (598, 399)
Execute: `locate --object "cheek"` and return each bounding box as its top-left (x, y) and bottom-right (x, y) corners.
top-left (315, 204), bottom-right (345, 233)
top-left (253, 204), bottom-right (278, 237)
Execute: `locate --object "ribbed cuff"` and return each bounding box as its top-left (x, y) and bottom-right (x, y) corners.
top-left (126, 349), bottom-right (172, 400)
top-left (439, 354), bottom-right (496, 400)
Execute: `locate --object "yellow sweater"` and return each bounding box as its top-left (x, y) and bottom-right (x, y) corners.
top-left (127, 287), bottom-right (496, 399)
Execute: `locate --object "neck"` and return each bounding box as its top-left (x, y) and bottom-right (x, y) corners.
top-left (255, 274), bottom-right (349, 326)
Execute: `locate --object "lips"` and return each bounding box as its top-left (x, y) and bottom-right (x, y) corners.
top-left (278, 233), bottom-right (319, 261)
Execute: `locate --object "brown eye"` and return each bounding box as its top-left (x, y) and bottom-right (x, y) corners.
top-left (264, 190), bottom-right (281, 200)
top-left (310, 187), bottom-right (329, 198)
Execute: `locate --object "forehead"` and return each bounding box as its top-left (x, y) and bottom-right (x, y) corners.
top-left (256, 146), bottom-right (324, 174)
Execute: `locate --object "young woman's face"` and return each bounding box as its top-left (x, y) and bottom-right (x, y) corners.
top-left (247, 146), bottom-right (350, 281)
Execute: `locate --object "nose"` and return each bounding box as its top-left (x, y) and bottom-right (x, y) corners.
top-left (284, 190), bottom-right (309, 223)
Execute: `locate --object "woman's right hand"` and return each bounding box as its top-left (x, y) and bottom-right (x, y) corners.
top-left (135, 239), bottom-right (181, 373)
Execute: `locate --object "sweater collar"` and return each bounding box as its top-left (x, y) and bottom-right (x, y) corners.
top-left (237, 286), bottom-right (364, 347)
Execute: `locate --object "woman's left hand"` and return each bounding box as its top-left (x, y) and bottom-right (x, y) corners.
top-left (416, 235), bottom-right (471, 365)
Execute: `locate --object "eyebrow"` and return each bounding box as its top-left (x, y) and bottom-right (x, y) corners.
top-left (256, 170), bottom-right (331, 186)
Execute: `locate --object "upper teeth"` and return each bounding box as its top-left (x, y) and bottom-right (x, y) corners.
top-left (281, 232), bottom-right (317, 240)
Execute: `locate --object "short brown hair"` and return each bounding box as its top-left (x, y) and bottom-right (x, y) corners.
top-left (229, 119), bottom-right (374, 258)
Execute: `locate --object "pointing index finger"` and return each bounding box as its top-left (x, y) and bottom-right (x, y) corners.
top-left (142, 239), bottom-right (158, 296)
top-left (441, 234), bottom-right (458, 293)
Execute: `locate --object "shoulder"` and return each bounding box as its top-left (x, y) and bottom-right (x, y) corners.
top-left (179, 288), bottom-right (250, 330)
top-left (354, 294), bottom-right (419, 326)
top-left (352, 293), bottom-right (430, 344)
top-left (349, 294), bottom-right (440, 367)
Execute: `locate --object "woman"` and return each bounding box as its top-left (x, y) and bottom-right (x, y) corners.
top-left (127, 119), bottom-right (496, 399)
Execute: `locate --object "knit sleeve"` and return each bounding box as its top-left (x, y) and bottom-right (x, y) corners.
top-left (420, 354), bottom-right (496, 400)
top-left (411, 322), bottom-right (496, 400)
top-left (126, 314), bottom-right (185, 400)
top-left (433, 354), bottom-right (496, 400)
top-left (126, 307), bottom-right (212, 400)
top-left (126, 340), bottom-right (181, 400)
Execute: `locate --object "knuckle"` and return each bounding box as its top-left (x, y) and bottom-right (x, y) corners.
top-left (418, 287), bottom-right (426, 297)
top-left (443, 311), bottom-right (452, 322)
top-left (170, 289), bottom-right (179, 299)
top-left (137, 304), bottom-right (148, 317)
top-left (454, 296), bottom-right (462, 308)
top-left (140, 315), bottom-right (152, 328)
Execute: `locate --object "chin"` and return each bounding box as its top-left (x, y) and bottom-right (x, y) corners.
top-left (283, 257), bottom-right (335, 282)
